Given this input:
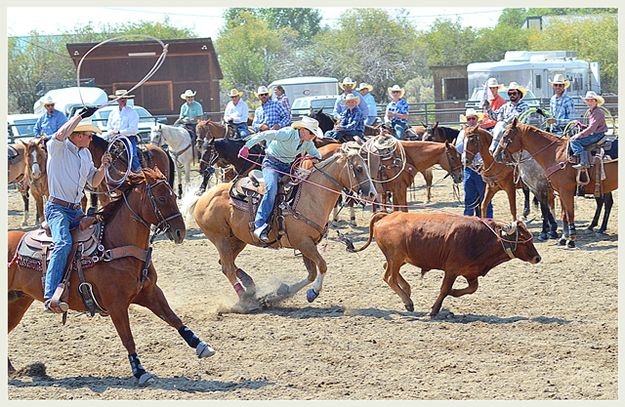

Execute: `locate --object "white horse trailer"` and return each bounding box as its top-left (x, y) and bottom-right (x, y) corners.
top-left (269, 76), bottom-right (339, 103)
top-left (467, 50), bottom-right (600, 101)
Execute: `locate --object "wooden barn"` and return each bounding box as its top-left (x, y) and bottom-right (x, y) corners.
top-left (66, 38), bottom-right (223, 120)
top-left (430, 64), bottom-right (468, 124)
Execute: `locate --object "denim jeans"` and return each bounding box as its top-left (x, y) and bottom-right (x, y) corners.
top-left (43, 202), bottom-right (83, 299)
top-left (391, 121), bottom-right (408, 140)
top-left (570, 132), bottom-right (605, 155)
top-left (255, 157), bottom-right (292, 229)
top-left (121, 136), bottom-right (142, 171)
top-left (234, 122), bottom-right (250, 138)
top-left (463, 167), bottom-right (493, 218)
top-left (324, 129), bottom-right (363, 141)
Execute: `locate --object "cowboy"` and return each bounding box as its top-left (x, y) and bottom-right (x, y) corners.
top-left (238, 116), bottom-right (323, 242)
top-left (324, 93), bottom-right (365, 142)
top-left (479, 78), bottom-right (505, 131)
top-left (357, 82), bottom-right (378, 126)
top-left (486, 82), bottom-right (530, 152)
top-left (546, 74), bottom-right (575, 135)
top-left (455, 108), bottom-right (493, 218)
top-left (223, 88), bottom-right (250, 139)
top-left (251, 85), bottom-right (291, 132)
top-left (33, 96), bottom-right (68, 139)
top-left (384, 85), bottom-right (410, 140)
top-left (107, 90), bottom-right (141, 172)
top-left (333, 77), bottom-right (369, 121)
top-left (176, 89), bottom-right (204, 143)
top-left (43, 107), bottom-right (112, 313)
top-left (273, 85), bottom-right (291, 117)
top-left (571, 91), bottom-right (608, 169)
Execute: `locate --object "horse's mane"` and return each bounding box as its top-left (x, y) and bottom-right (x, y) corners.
top-left (518, 122), bottom-right (565, 144)
top-left (91, 134), bottom-right (109, 151)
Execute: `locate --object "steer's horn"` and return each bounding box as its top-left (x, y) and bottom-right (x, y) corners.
top-left (502, 222), bottom-right (517, 235)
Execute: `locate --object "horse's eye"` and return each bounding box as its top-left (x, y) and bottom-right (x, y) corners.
top-left (158, 196), bottom-right (166, 203)
top-left (356, 166), bottom-right (363, 173)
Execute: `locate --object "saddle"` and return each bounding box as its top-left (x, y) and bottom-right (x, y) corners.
top-left (565, 135), bottom-right (616, 195)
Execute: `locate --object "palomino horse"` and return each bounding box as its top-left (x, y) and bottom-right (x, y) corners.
top-left (150, 124), bottom-right (193, 197)
top-left (8, 143), bottom-right (31, 226)
top-left (23, 137), bottom-right (49, 225)
top-left (494, 118), bottom-right (618, 247)
top-left (190, 147), bottom-right (378, 306)
top-left (8, 168), bottom-right (214, 385)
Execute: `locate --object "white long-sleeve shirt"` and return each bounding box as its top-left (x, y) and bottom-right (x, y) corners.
top-left (223, 100), bottom-right (249, 124)
top-left (107, 105), bottom-right (139, 137)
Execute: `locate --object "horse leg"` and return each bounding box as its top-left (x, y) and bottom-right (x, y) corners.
top-left (21, 190), bottom-right (29, 226)
top-left (587, 196), bottom-right (604, 232)
top-left (521, 184), bottom-right (531, 219)
top-left (297, 241), bottom-right (328, 303)
top-left (33, 190), bottom-right (44, 224)
top-left (177, 162), bottom-right (183, 198)
top-left (90, 192), bottom-right (98, 209)
top-left (394, 186), bottom-right (408, 213)
top-left (349, 199), bottom-right (356, 226)
top-left (431, 272), bottom-right (457, 317)
top-left (333, 195), bottom-right (342, 222)
top-left (598, 192), bottom-right (613, 234)
top-left (8, 292), bottom-right (35, 375)
top-left (481, 184), bottom-right (497, 219)
top-left (216, 238), bottom-right (252, 299)
top-left (184, 162), bottom-right (191, 195)
top-left (423, 169), bottom-right (433, 203)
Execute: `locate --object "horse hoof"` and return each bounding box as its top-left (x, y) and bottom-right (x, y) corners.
top-left (306, 288), bottom-right (319, 303)
top-left (196, 341), bottom-right (216, 358)
top-left (566, 240), bottom-right (576, 249)
top-left (404, 303), bottom-right (414, 312)
top-left (137, 372), bottom-right (154, 387)
top-left (558, 238), bottom-right (567, 246)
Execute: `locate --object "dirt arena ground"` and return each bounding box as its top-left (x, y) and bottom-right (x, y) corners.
top-left (6, 168), bottom-right (618, 400)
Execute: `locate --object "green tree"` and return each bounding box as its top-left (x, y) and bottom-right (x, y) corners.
top-left (417, 19), bottom-right (477, 66)
top-left (497, 8), bottom-right (528, 28)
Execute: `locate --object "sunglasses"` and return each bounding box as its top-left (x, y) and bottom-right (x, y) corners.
top-left (553, 83), bottom-right (565, 87)
top-left (258, 93), bottom-right (269, 97)
top-left (507, 91), bottom-right (519, 96)
top-left (466, 117), bottom-right (478, 121)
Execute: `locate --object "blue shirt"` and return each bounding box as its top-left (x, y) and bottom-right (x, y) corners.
top-left (385, 99), bottom-right (409, 124)
top-left (179, 101), bottom-right (204, 120)
top-left (244, 127), bottom-right (321, 164)
top-left (549, 91), bottom-right (575, 130)
top-left (361, 93), bottom-right (377, 118)
top-left (339, 107), bottom-right (365, 132)
top-left (33, 109), bottom-right (68, 136)
top-left (333, 91), bottom-right (369, 119)
top-left (252, 100), bottom-right (291, 131)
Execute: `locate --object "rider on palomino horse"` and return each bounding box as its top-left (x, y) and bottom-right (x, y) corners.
top-left (238, 116), bottom-right (323, 243)
top-left (223, 88), bottom-right (251, 139)
top-left (176, 89), bottom-right (204, 145)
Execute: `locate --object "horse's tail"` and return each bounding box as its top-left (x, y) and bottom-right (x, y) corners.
top-left (181, 190), bottom-right (202, 227)
top-left (341, 212), bottom-right (389, 253)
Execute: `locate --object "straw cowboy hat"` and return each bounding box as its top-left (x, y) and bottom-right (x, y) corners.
top-left (254, 86), bottom-right (272, 97)
top-left (459, 108), bottom-right (484, 123)
top-left (486, 77), bottom-right (504, 91)
top-left (180, 89), bottom-right (197, 100)
top-left (357, 82), bottom-right (373, 92)
top-left (292, 116), bottom-right (324, 138)
top-left (109, 89), bottom-right (135, 99)
top-left (339, 77), bottom-right (357, 90)
top-left (228, 88), bottom-right (244, 97)
top-left (549, 73), bottom-right (571, 89)
top-left (387, 85), bottom-right (405, 98)
top-left (73, 118), bottom-right (102, 134)
top-left (42, 96), bottom-right (55, 106)
top-left (506, 82), bottom-right (527, 97)
top-left (344, 93), bottom-right (360, 105)
top-left (581, 91), bottom-right (605, 106)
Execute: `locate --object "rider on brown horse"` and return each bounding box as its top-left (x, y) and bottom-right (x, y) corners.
top-left (223, 88), bottom-right (251, 139)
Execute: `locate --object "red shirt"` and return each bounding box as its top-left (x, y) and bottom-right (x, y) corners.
top-left (481, 94), bottom-right (506, 129)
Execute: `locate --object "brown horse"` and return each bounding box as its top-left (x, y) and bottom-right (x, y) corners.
top-left (494, 118), bottom-right (618, 247)
top-left (8, 143), bottom-right (31, 226)
top-left (23, 137), bottom-right (49, 225)
top-left (8, 168), bottom-right (215, 384)
top-left (190, 147), bottom-right (377, 306)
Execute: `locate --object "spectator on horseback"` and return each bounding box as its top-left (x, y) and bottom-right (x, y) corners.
top-left (571, 91), bottom-right (608, 169)
top-left (479, 78), bottom-right (505, 131)
top-left (252, 85), bottom-right (291, 132)
top-left (33, 96), bottom-right (68, 140)
top-left (107, 90), bottom-right (141, 172)
top-left (456, 108), bottom-right (493, 218)
top-left (223, 88), bottom-right (250, 139)
top-left (333, 77), bottom-right (369, 121)
top-left (384, 85), bottom-right (410, 140)
top-left (357, 82), bottom-right (378, 126)
top-left (238, 116), bottom-right (323, 243)
top-left (273, 85), bottom-right (291, 117)
top-left (486, 82), bottom-right (530, 152)
top-left (324, 94), bottom-right (365, 142)
top-left (176, 89), bottom-right (204, 144)
top-left (43, 107), bottom-right (112, 313)
top-left (546, 74), bottom-right (575, 135)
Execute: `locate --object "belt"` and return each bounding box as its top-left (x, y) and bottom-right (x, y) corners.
top-left (49, 197), bottom-right (81, 210)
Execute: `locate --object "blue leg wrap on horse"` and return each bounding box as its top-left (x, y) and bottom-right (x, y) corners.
top-left (128, 352), bottom-right (147, 379)
top-left (178, 325), bottom-right (200, 348)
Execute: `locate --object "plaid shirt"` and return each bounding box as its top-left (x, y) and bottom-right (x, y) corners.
top-left (252, 100), bottom-right (291, 131)
top-left (549, 91), bottom-right (575, 128)
top-left (386, 99), bottom-right (409, 124)
top-left (339, 107), bottom-right (365, 132)
top-left (487, 100), bottom-right (529, 123)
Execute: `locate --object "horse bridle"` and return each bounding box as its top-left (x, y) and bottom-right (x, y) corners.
top-left (313, 152), bottom-right (373, 198)
top-left (444, 145), bottom-right (463, 181)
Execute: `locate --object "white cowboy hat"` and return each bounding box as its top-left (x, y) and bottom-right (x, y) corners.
top-left (109, 89), bottom-right (135, 99)
top-left (486, 77), bottom-right (504, 90)
top-left (549, 73), bottom-right (571, 89)
top-left (344, 93), bottom-right (360, 105)
top-left (292, 116), bottom-right (324, 139)
top-left (73, 118), bottom-right (102, 134)
top-left (339, 77), bottom-right (357, 90)
top-left (228, 88), bottom-right (244, 97)
top-left (254, 86), bottom-right (272, 97)
top-left (180, 89), bottom-right (197, 99)
top-left (506, 82), bottom-right (527, 98)
top-left (387, 85), bottom-right (405, 98)
top-left (42, 96), bottom-right (55, 105)
top-left (459, 108), bottom-right (484, 123)
top-left (357, 82), bottom-right (373, 92)
top-left (581, 91), bottom-right (605, 106)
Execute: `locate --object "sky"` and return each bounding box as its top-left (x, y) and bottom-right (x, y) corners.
top-left (6, 7), bottom-right (504, 38)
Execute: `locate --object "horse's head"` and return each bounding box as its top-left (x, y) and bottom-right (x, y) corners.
top-left (423, 121), bottom-right (442, 142)
top-left (494, 117), bottom-right (522, 163)
top-left (335, 147), bottom-right (377, 202)
top-left (309, 109), bottom-right (335, 134)
top-left (199, 138), bottom-right (218, 175)
top-left (462, 125), bottom-right (491, 168)
top-left (442, 140), bottom-right (463, 184)
top-left (149, 124), bottom-right (164, 146)
top-left (24, 137), bottom-right (47, 180)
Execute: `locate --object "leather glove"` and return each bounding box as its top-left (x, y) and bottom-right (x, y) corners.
top-left (78, 106), bottom-right (99, 119)
top-left (238, 146), bottom-right (250, 159)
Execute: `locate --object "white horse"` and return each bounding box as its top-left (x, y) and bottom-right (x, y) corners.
top-left (150, 124), bottom-right (193, 197)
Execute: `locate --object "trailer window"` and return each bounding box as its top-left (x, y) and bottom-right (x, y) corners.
top-left (535, 74), bottom-right (542, 89)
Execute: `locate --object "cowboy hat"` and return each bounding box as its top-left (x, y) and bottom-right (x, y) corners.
top-left (339, 77), bottom-right (357, 90)
top-left (292, 116), bottom-right (324, 139)
top-left (486, 77), bottom-right (504, 91)
top-left (42, 96), bottom-right (55, 105)
top-left (387, 85), bottom-right (405, 98)
top-left (549, 73), bottom-right (571, 89)
top-left (506, 82), bottom-right (527, 97)
top-left (73, 119), bottom-right (102, 134)
top-left (459, 108), bottom-right (484, 123)
top-left (357, 82), bottom-right (373, 92)
top-left (344, 93), bottom-right (360, 105)
top-left (254, 86), bottom-right (272, 97)
top-left (109, 89), bottom-right (135, 99)
top-left (180, 89), bottom-right (197, 99)
top-left (581, 91), bottom-right (605, 106)
top-left (228, 88), bottom-right (244, 97)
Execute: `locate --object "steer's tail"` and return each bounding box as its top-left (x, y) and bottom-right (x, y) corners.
top-left (339, 211), bottom-right (389, 253)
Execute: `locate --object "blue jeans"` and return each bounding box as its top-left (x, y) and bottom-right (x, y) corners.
top-left (43, 202), bottom-right (83, 299)
top-left (255, 157), bottom-right (292, 229)
top-left (570, 132), bottom-right (605, 155)
top-left (120, 136), bottom-right (141, 171)
top-left (324, 129), bottom-right (363, 141)
top-left (463, 167), bottom-right (493, 218)
top-left (391, 121), bottom-right (408, 140)
top-left (234, 122), bottom-right (250, 139)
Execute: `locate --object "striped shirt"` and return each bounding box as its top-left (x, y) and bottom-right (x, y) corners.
top-left (339, 107), bottom-right (365, 132)
top-left (276, 94), bottom-right (291, 116)
top-left (386, 99), bottom-right (409, 125)
top-left (549, 91), bottom-right (575, 129)
top-left (487, 100), bottom-right (529, 123)
top-left (252, 100), bottom-right (291, 131)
